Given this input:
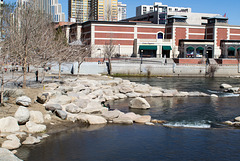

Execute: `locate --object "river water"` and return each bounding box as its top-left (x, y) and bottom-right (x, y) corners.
top-left (17, 77), bottom-right (240, 161)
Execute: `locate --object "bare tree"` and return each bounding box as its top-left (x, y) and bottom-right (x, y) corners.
top-left (103, 39), bottom-right (116, 75)
top-left (1, 0), bottom-right (57, 88)
top-left (52, 26), bottom-right (72, 79)
top-left (69, 40), bottom-right (91, 76)
top-left (105, 5), bottom-right (112, 21)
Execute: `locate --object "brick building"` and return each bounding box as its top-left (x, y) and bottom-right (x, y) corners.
top-left (62, 15), bottom-right (240, 59)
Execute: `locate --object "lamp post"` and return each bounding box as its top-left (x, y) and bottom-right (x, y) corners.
top-left (140, 50), bottom-right (143, 74)
top-left (205, 45), bottom-right (208, 75)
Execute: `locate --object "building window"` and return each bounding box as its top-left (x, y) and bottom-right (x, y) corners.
top-left (157, 32), bottom-right (164, 39)
top-left (228, 47), bottom-right (235, 57)
top-left (186, 47), bottom-right (194, 58)
top-left (196, 47), bottom-right (204, 58)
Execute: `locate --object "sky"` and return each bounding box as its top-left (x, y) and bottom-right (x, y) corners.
top-left (4, 0), bottom-right (240, 25)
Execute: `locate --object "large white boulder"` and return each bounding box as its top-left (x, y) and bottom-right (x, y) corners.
top-left (45, 103), bottom-right (62, 112)
top-left (129, 97), bottom-right (151, 109)
top-left (1, 135), bottom-right (21, 150)
top-left (126, 92), bottom-right (141, 98)
top-left (0, 117), bottom-right (19, 133)
top-left (22, 135), bottom-right (41, 145)
top-left (26, 121), bottom-right (46, 133)
top-left (101, 110), bottom-right (122, 121)
top-left (87, 115), bottom-right (107, 125)
top-left (115, 93), bottom-right (127, 99)
top-left (76, 114), bottom-right (107, 125)
top-left (55, 110), bottom-right (67, 120)
top-left (81, 101), bottom-right (108, 114)
top-left (150, 90), bottom-right (163, 97)
top-left (119, 85), bottom-right (134, 94)
top-left (47, 95), bottom-right (72, 105)
top-left (29, 111), bottom-right (44, 124)
top-left (123, 112), bottom-right (141, 121)
top-left (65, 103), bottom-right (81, 114)
top-left (16, 96), bottom-right (31, 107)
top-left (14, 106), bottom-right (30, 124)
top-left (134, 84), bottom-right (150, 93)
top-left (0, 148), bottom-right (22, 161)
top-left (234, 116), bottom-right (240, 122)
top-left (220, 83), bottom-right (232, 89)
top-left (162, 89), bottom-right (178, 96)
top-left (113, 116), bottom-right (133, 124)
top-left (134, 115), bottom-right (151, 124)
top-left (73, 99), bottom-right (91, 109)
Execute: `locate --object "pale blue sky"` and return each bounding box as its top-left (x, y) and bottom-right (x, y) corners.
top-left (5, 0), bottom-right (240, 25)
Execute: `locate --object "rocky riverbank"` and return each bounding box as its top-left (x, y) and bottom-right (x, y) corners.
top-left (0, 75), bottom-right (212, 160)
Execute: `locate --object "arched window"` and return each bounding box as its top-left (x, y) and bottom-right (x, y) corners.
top-left (186, 47), bottom-right (194, 58)
top-left (228, 47), bottom-right (235, 57)
top-left (157, 32), bottom-right (164, 39)
top-left (196, 47), bottom-right (204, 58)
top-left (237, 48), bottom-right (240, 58)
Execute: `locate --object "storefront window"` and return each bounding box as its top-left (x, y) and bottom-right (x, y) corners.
top-left (196, 47), bottom-right (204, 58)
top-left (228, 47), bottom-right (235, 57)
top-left (186, 47), bottom-right (194, 58)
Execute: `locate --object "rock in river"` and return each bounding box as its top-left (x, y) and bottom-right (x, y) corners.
top-left (129, 97), bottom-right (150, 109)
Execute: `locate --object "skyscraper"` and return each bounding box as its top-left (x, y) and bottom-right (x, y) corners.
top-left (68, 0), bottom-right (118, 22)
top-left (50, 0), bottom-right (65, 22)
top-left (91, 0), bottom-right (118, 21)
top-left (68, 0), bottom-right (91, 23)
top-left (117, 2), bottom-right (126, 21)
top-left (17, 0), bottom-right (65, 22)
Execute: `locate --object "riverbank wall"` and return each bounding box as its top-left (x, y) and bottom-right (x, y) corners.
top-left (4, 59), bottom-right (240, 77)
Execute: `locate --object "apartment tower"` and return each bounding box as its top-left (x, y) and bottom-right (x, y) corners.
top-left (91, 0), bottom-right (118, 21)
top-left (68, 0), bottom-right (91, 23)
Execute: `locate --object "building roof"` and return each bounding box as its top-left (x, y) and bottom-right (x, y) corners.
top-left (208, 16), bottom-right (228, 20)
top-left (168, 15), bottom-right (187, 19)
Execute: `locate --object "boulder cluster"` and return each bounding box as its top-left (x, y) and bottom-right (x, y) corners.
top-left (0, 75), bottom-right (210, 160)
top-left (223, 116), bottom-right (240, 127)
top-left (220, 83), bottom-right (240, 94)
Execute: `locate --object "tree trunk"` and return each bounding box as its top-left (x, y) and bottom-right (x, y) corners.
top-left (58, 63), bottom-right (61, 79)
top-left (40, 70), bottom-right (45, 83)
top-left (108, 58), bottom-right (112, 75)
top-left (1, 72), bottom-right (4, 105)
top-left (22, 55), bottom-right (27, 88)
top-left (77, 62), bottom-right (82, 77)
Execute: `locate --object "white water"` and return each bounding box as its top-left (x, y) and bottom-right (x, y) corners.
top-left (163, 121), bottom-right (211, 129)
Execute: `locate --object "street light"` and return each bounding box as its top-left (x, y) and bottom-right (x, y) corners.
top-left (140, 50), bottom-right (143, 74)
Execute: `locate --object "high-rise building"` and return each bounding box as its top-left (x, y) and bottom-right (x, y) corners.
top-left (50, 0), bottom-right (65, 22)
top-left (91, 0), bottom-right (118, 21)
top-left (17, 0), bottom-right (65, 22)
top-left (117, 2), bottom-right (126, 21)
top-left (68, 0), bottom-right (91, 23)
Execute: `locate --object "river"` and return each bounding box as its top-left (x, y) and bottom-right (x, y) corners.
top-left (17, 77), bottom-right (240, 161)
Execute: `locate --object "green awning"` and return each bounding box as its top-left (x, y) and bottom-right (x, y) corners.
top-left (162, 46), bottom-right (172, 50)
top-left (187, 47), bottom-right (194, 50)
top-left (139, 45), bottom-right (157, 50)
top-left (237, 48), bottom-right (240, 51)
top-left (228, 47), bottom-right (235, 51)
top-left (196, 47), bottom-right (204, 51)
